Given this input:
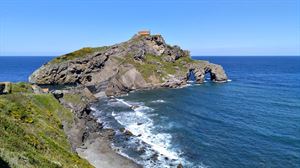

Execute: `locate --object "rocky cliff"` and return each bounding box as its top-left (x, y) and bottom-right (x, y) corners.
top-left (29, 34), bottom-right (228, 96)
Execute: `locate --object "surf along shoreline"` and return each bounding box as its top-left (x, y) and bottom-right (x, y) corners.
top-left (47, 83), bottom-right (187, 168)
top-left (48, 84), bottom-right (144, 168)
top-left (91, 95), bottom-right (186, 167)
top-left (22, 33), bottom-right (228, 167)
top-left (47, 82), bottom-right (190, 168)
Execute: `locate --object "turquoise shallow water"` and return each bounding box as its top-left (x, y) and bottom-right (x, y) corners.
top-left (1, 56), bottom-right (299, 167)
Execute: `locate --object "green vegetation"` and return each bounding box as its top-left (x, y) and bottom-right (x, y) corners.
top-left (63, 93), bottom-right (88, 109)
top-left (11, 82), bottom-right (33, 93)
top-left (118, 54), bottom-right (198, 82)
top-left (0, 84), bottom-right (93, 168)
top-left (50, 46), bottom-right (108, 64)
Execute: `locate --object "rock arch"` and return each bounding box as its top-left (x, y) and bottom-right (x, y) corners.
top-left (187, 63), bottom-right (228, 83)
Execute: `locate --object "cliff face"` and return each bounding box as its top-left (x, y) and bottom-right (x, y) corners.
top-left (29, 34), bottom-right (228, 96)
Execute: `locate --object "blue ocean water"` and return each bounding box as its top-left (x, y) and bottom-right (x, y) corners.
top-left (92, 56), bottom-right (300, 167)
top-left (0, 56), bottom-right (53, 82)
top-left (1, 56), bottom-right (299, 167)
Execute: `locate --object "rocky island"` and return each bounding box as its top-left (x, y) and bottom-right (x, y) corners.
top-left (1, 32), bottom-right (228, 168)
top-left (29, 32), bottom-right (228, 97)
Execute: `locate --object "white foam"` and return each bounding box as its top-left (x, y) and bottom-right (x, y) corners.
top-left (151, 99), bottom-right (165, 103)
top-left (134, 106), bottom-right (154, 113)
top-left (90, 107), bottom-right (97, 111)
top-left (112, 99), bottom-right (182, 165)
top-left (227, 79), bottom-right (232, 82)
top-left (135, 110), bottom-right (144, 117)
top-left (184, 84), bottom-right (192, 87)
top-left (115, 98), bottom-right (132, 107)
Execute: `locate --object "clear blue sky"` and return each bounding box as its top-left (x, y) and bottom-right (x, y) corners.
top-left (0, 0), bottom-right (299, 56)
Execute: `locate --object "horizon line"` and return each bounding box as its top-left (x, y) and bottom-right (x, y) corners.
top-left (0, 55), bottom-right (299, 57)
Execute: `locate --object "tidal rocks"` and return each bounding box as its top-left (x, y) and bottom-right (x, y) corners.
top-left (124, 130), bottom-right (134, 136)
top-left (177, 163), bottom-right (184, 168)
top-left (29, 33), bottom-right (228, 97)
top-left (119, 127), bottom-right (134, 136)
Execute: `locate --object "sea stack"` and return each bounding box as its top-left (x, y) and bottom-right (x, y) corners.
top-left (29, 32), bottom-right (228, 96)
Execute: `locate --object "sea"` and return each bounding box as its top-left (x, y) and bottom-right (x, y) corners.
top-left (0, 56), bottom-right (299, 168)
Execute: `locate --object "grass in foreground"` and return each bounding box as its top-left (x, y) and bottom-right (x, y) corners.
top-left (0, 83), bottom-right (93, 168)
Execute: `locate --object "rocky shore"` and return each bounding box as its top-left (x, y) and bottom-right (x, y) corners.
top-left (0, 82), bottom-right (142, 168)
top-left (29, 33), bottom-right (228, 97)
top-left (0, 33), bottom-right (228, 167)
top-left (51, 86), bottom-right (142, 168)
top-left (29, 33), bottom-right (228, 168)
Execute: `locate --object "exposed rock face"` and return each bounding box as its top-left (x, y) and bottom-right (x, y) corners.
top-left (188, 62), bottom-right (228, 83)
top-left (105, 65), bottom-right (149, 96)
top-left (29, 34), bottom-right (228, 96)
top-left (0, 82), bottom-right (11, 94)
top-left (206, 63), bottom-right (228, 82)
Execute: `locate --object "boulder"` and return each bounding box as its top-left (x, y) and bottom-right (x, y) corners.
top-left (177, 163), bottom-right (184, 168)
top-left (119, 128), bottom-right (134, 136)
top-left (124, 130), bottom-right (134, 136)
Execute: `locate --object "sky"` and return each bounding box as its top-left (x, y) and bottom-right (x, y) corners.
top-left (0, 0), bottom-right (299, 56)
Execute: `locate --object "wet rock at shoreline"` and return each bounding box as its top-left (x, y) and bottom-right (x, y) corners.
top-left (150, 153), bottom-right (159, 161)
top-left (119, 127), bottom-right (126, 133)
top-left (119, 127), bottom-right (134, 136)
top-left (124, 130), bottom-right (134, 136)
top-left (177, 163), bottom-right (184, 168)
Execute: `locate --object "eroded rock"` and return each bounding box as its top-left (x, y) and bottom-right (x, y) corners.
top-left (29, 33), bottom-right (228, 97)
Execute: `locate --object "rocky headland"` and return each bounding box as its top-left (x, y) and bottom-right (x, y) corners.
top-left (1, 33), bottom-right (228, 168)
top-left (29, 33), bottom-right (228, 97)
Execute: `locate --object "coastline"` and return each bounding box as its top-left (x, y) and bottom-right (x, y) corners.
top-left (90, 94), bottom-right (188, 167)
top-left (61, 85), bottom-right (188, 168)
top-left (2, 56), bottom-right (300, 167)
top-left (6, 33), bottom-right (227, 167)
top-left (52, 86), bottom-right (143, 168)
top-left (76, 129), bottom-right (142, 168)
top-left (0, 82), bottom-right (142, 168)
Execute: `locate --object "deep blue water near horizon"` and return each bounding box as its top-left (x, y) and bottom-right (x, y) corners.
top-left (0, 56), bottom-right (53, 82)
top-left (0, 56), bottom-right (299, 167)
